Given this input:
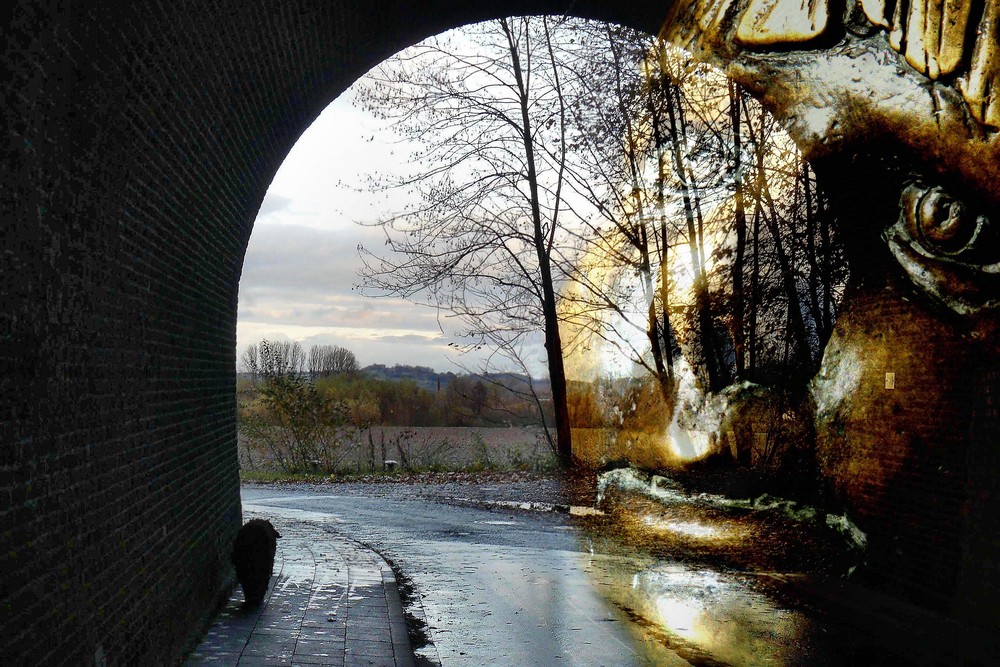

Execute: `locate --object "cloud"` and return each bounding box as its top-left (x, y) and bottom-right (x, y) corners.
top-left (239, 223), bottom-right (380, 294)
top-left (373, 333), bottom-right (443, 344)
top-left (238, 291), bottom-right (440, 330)
top-left (237, 221), bottom-right (450, 335)
top-left (236, 219), bottom-right (458, 368)
top-left (255, 192), bottom-right (294, 219)
top-left (236, 321), bottom-right (459, 369)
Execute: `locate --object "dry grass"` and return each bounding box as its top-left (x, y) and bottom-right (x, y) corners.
top-left (240, 424), bottom-right (691, 476)
top-left (240, 426), bottom-right (556, 474)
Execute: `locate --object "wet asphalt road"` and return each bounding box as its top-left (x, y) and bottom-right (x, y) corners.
top-left (242, 483), bottom-right (995, 666)
top-left (242, 486), bottom-right (652, 666)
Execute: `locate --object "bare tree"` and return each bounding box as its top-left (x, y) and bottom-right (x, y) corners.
top-left (244, 339), bottom-right (306, 379)
top-left (551, 23), bottom-right (680, 407)
top-left (352, 17), bottom-right (849, 468)
top-left (355, 17), bottom-right (579, 465)
top-left (238, 374), bottom-right (354, 473)
top-left (553, 28), bottom-right (734, 395)
top-left (241, 344), bottom-right (260, 383)
top-left (553, 27), bottom-right (847, 399)
top-left (308, 344), bottom-right (360, 378)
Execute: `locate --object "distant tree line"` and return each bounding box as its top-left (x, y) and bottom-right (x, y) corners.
top-left (312, 372), bottom-right (548, 428)
top-left (241, 340), bottom-right (359, 382)
top-left (238, 339), bottom-right (549, 430)
top-left (237, 339), bottom-right (559, 473)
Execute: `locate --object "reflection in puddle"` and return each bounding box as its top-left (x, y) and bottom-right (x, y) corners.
top-left (474, 520), bottom-right (521, 526)
top-left (637, 565), bottom-right (805, 663)
top-left (574, 468), bottom-right (873, 665)
top-left (639, 516), bottom-right (739, 541)
top-left (584, 556), bottom-right (811, 666)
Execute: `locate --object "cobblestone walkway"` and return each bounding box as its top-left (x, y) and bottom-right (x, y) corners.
top-left (185, 513), bottom-right (414, 667)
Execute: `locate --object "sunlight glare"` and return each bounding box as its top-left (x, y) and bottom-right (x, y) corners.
top-left (641, 516), bottom-right (725, 539)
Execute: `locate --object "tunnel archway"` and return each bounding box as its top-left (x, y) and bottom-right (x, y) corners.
top-left (2, 3), bottom-right (688, 663)
top-left (4, 0), bottom-right (998, 662)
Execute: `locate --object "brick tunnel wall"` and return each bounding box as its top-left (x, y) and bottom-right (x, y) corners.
top-left (1, 0), bottom-right (663, 662)
top-left (4, 0), bottom-right (999, 661)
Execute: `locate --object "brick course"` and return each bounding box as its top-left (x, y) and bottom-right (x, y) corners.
top-left (1, 1), bottom-right (664, 662)
top-left (3, 0), bottom-right (998, 661)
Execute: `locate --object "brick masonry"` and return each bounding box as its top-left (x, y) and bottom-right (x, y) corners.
top-left (0, 1), bottom-right (665, 663)
top-left (3, 0), bottom-right (999, 662)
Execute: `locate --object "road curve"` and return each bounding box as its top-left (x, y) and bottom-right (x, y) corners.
top-left (242, 485), bottom-right (671, 666)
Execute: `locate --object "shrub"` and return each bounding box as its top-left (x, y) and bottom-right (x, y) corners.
top-left (238, 374), bottom-right (355, 473)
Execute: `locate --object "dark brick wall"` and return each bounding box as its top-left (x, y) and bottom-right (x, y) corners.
top-left (815, 271), bottom-right (997, 611)
top-left (3, 0), bottom-right (997, 661)
top-left (1, 1), bottom-right (665, 662)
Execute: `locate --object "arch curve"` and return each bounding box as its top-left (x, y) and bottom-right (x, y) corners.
top-left (2, 2), bottom-right (678, 662)
top-left (3, 0), bottom-right (998, 662)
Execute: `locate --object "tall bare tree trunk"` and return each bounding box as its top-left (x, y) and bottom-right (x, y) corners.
top-left (505, 18), bottom-right (573, 466)
top-left (749, 204), bottom-right (761, 377)
top-left (800, 154), bottom-right (828, 346)
top-left (638, 47), bottom-right (677, 407)
top-left (658, 42), bottom-right (728, 391)
top-left (729, 80), bottom-right (748, 381)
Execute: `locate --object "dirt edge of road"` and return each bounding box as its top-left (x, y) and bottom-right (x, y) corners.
top-left (375, 550), bottom-right (441, 667)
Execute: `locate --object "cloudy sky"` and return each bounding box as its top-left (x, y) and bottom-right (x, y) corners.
top-left (235, 24), bottom-right (668, 380)
top-left (237, 84), bottom-right (522, 374)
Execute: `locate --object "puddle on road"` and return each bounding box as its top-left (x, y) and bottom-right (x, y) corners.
top-left (583, 555), bottom-right (813, 666)
top-left (474, 520), bottom-right (522, 526)
top-left (244, 504), bottom-right (346, 525)
top-left (446, 496), bottom-right (607, 519)
top-left (568, 467), bottom-right (875, 665)
top-left (639, 516), bottom-right (742, 541)
top-left (447, 497), bottom-right (564, 513)
top-left (569, 505), bottom-right (605, 517)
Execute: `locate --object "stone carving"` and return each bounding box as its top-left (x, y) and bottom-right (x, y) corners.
top-left (658, 0), bottom-right (999, 611)
top-left (884, 182), bottom-right (999, 314)
top-left (736, 0), bottom-right (830, 46)
top-left (661, 0), bottom-right (999, 317)
top-left (684, 0), bottom-right (999, 128)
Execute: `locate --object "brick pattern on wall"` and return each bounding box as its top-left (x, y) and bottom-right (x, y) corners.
top-left (0, 0), bottom-right (665, 662)
top-left (808, 153), bottom-right (1000, 619)
top-left (3, 0), bottom-right (998, 661)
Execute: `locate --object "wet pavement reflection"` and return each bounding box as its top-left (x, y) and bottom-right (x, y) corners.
top-left (570, 468), bottom-right (994, 666)
top-left (582, 556), bottom-right (809, 666)
top-left (243, 470), bottom-right (996, 666)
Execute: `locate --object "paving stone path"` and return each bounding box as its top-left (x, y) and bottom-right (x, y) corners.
top-left (185, 513), bottom-right (414, 667)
